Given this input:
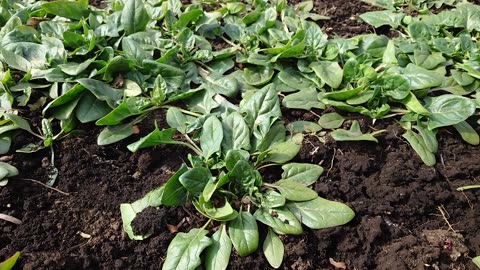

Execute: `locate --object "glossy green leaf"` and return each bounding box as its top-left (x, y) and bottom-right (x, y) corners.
top-left (424, 95), bottom-right (476, 130)
top-left (359, 10), bottom-right (404, 28)
top-left (228, 211), bottom-right (259, 257)
top-left (402, 129), bottom-right (436, 166)
top-left (127, 127), bottom-right (178, 152)
top-left (240, 85), bottom-right (281, 140)
top-left (318, 112), bottom-right (346, 129)
top-left (273, 179), bottom-right (318, 201)
top-left (263, 190), bottom-right (286, 208)
top-left (286, 121), bottom-right (322, 133)
top-left (122, 0), bottom-right (150, 35)
top-left (205, 224), bottom-right (232, 270)
top-left (162, 228), bottom-right (212, 270)
top-left (254, 207), bottom-right (303, 235)
top-left (200, 115), bottom-right (223, 160)
top-left (97, 123), bottom-right (135, 146)
top-left (221, 111), bottom-right (251, 151)
top-left (282, 89), bottom-right (324, 110)
top-left (330, 120), bottom-right (384, 143)
top-left (161, 164), bottom-right (189, 206)
top-left (310, 61), bottom-right (343, 88)
top-left (179, 167), bottom-right (212, 196)
top-left (453, 121), bottom-right (479, 145)
top-left (166, 107), bottom-right (187, 134)
top-left (41, 0), bottom-right (88, 20)
top-left (120, 186), bottom-right (164, 240)
top-left (225, 149), bottom-right (250, 171)
top-left (264, 133), bottom-right (303, 164)
top-left (96, 97), bottom-right (151, 126)
top-left (263, 228), bottom-right (284, 269)
top-left (286, 197), bottom-right (355, 229)
top-left (58, 58), bottom-right (95, 76)
top-left (281, 163), bottom-right (323, 186)
top-left (244, 66), bottom-right (274, 86)
top-left (75, 92), bottom-right (111, 123)
top-left (77, 78), bottom-right (123, 102)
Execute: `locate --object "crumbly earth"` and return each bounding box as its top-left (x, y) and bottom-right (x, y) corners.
top-left (1, 0), bottom-right (480, 269)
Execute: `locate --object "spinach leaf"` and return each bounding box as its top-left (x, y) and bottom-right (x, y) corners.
top-left (162, 228), bottom-right (212, 270)
top-left (228, 211), bottom-right (259, 257)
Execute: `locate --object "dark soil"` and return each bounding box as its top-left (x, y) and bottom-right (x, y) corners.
top-left (2, 1), bottom-right (480, 270)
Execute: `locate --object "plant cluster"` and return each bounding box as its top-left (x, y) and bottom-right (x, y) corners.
top-left (0, 0), bottom-right (479, 268)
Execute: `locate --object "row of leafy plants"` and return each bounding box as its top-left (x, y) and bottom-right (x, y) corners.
top-left (0, 0), bottom-right (479, 268)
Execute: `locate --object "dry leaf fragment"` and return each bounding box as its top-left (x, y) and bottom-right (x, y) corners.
top-left (166, 224), bottom-right (177, 234)
top-left (329, 258), bottom-right (347, 269)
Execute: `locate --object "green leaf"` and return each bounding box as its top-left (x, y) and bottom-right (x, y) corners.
top-left (58, 58), bottom-right (95, 76)
top-left (330, 120), bottom-right (384, 143)
top-left (244, 66), bottom-right (274, 86)
top-left (402, 129), bottom-right (436, 166)
top-left (161, 164), bottom-right (189, 206)
top-left (179, 167), bottom-right (212, 196)
top-left (41, 0), bottom-right (89, 20)
top-left (75, 92), bottom-right (111, 123)
top-left (1, 48), bottom-right (31, 72)
top-left (120, 186), bottom-right (164, 240)
top-left (286, 197), bottom-right (355, 229)
top-left (240, 85), bottom-right (281, 140)
top-left (200, 115), bottom-right (223, 160)
top-left (379, 74), bottom-right (410, 100)
top-left (318, 112), bottom-right (346, 129)
top-left (286, 121), bottom-right (322, 133)
top-left (97, 123), bottom-right (135, 146)
top-left (473, 256), bottom-right (480, 268)
top-left (193, 196), bottom-right (238, 221)
top-left (397, 64), bottom-right (444, 90)
top-left (424, 95), bottom-right (476, 130)
top-left (282, 89), bottom-right (324, 110)
top-left (122, 0), bottom-right (150, 35)
top-left (254, 207), bottom-right (303, 235)
top-left (173, 9), bottom-right (203, 29)
top-left (0, 251), bottom-right (20, 270)
top-left (77, 78), bottom-right (123, 103)
top-left (263, 228), bottom-right (284, 269)
top-left (96, 97), bottom-right (151, 126)
top-left (4, 113), bottom-right (34, 135)
top-left (453, 121), bottom-right (479, 145)
top-left (221, 111), bottom-right (251, 151)
top-left (228, 211), bottom-right (259, 256)
top-left (281, 163), bottom-right (323, 186)
top-left (166, 107), bottom-right (187, 134)
top-left (225, 149), bottom-right (250, 171)
top-left (205, 224), bottom-right (232, 270)
top-left (264, 133), bottom-right (303, 164)
top-left (127, 127), bottom-right (178, 152)
top-left (162, 228), bottom-right (213, 270)
top-left (277, 70), bottom-right (315, 91)
top-left (359, 10), bottom-right (404, 28)
top-left (0, 162), bottom-right (19, 180)
top-left (273, 179), bottom-right (318, 202)
top-left (263, 190), bottom-right (286, 208)
top-left (203, 72), bottom-right (240, 98)
top-left (413, 124), bottom-right (438, 154)
top-left (310, 61), bottom-right (343, 88)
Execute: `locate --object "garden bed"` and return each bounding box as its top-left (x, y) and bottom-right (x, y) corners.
top-left (1, 0), bottom-right (480, 269)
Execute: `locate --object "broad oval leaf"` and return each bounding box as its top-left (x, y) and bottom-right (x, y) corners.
top-left (228, 211), bottom-right (259, 257)
top-left (402, 130), bottom-right (436, 166)
top-left (254, 207), bottom-right (303, 235)
top-left (161, 165), bottom-right (189, 206)
top-left (264, 133), bottom-right (303, 164)
top-left (200, 115), bottom-right (223, 160)
top-left (318, 112), bottom-right (346, 129)
top-left (162, 228), bottom-right (213, 270)
top-left (41, 0), bottom-right (89, 20)
top-left (286, 197), bottom-right (355, 229)
top-left (122, 0), bottom-right (150, 35)
top-left (179, 167), bottom-right (212, 196)
top-left (310, 61), bottom-right (343, 89)
top-left (244, 66), bottom-right (274, 86)
top-left (273, 179), bottom-right (318, 201)
top-left (424, 95), bottom-right (476, 130)
top-left (282, 88), bottom-right (324, 110)
top-left (97, 123), bottom-right (134, 146)
top-left (263, 228), bottom-right (284, 269)
top-left (281, 163), bottom-right (324, 186)
top-left (205, 224), bottom-right (232, 270)
top-left (221, 112), bottom-right (251, 151)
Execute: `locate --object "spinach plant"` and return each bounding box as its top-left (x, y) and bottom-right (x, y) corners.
top-left (121, 85), bottom-right (355, 269)
top-left (0, 251), bottom-right (20, 270)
